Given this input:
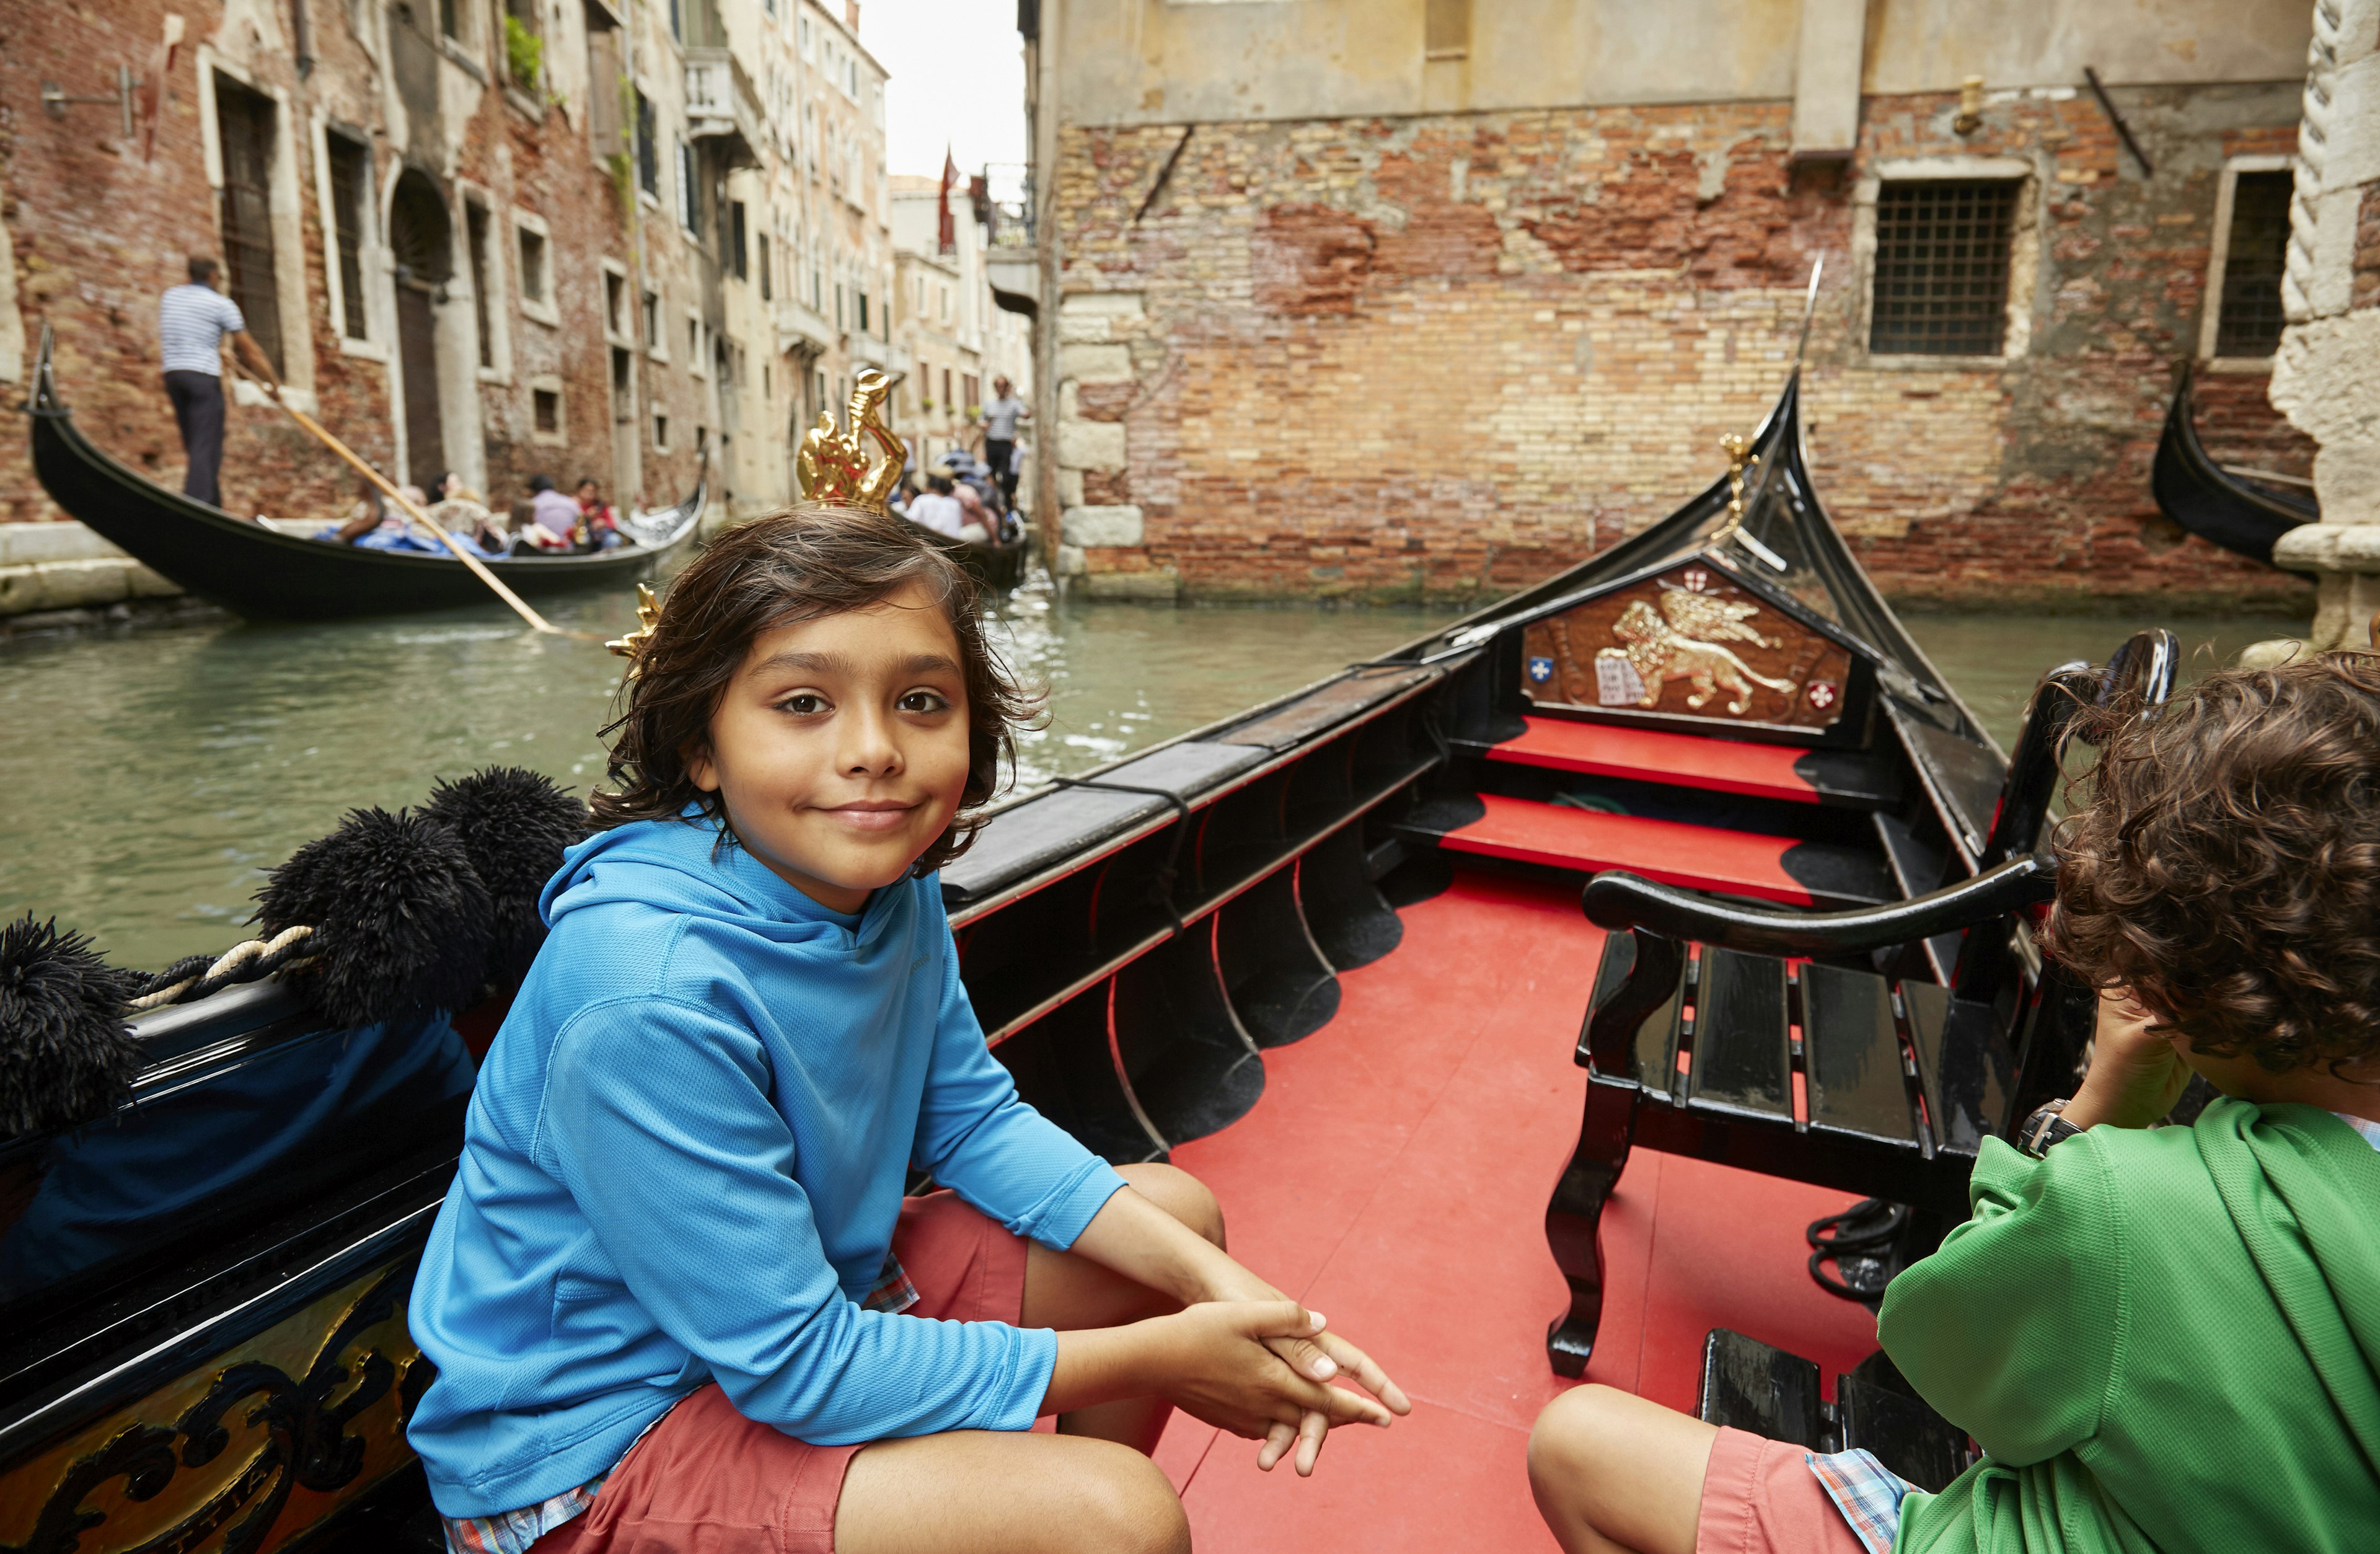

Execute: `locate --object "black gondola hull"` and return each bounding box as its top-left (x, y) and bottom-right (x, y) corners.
top-left (2150, 363), bottom-right (2316, 568)
top-left (26, 337), bottom-right (702, 622)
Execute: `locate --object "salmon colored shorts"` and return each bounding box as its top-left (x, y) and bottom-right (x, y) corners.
top-left (1695, 1427), bottom-right (1869, 1554)
top-left (529, 1190), bottom-right (1030, 1554)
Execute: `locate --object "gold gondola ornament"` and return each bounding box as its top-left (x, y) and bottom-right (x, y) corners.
top-left (606, 581), bottom-right (664, 671)
top-left (795, 367), bottom-right (908, 514)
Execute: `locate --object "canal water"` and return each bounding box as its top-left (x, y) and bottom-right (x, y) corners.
top-left (0, 576), bottom-right (2301, 971)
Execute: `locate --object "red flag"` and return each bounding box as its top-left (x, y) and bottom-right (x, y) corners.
top-left (937, 148), bottom-right (958, 255)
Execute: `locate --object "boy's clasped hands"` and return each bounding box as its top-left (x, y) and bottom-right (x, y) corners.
top-left (1045, 1178), bottom-right (1411, 1475)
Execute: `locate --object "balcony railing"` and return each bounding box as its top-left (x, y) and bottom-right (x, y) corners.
top-left (685, 48), bottom-right (764, 170)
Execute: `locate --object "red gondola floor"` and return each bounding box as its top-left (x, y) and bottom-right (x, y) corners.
top-left (1147, 866), bottom-right (1885, 1551)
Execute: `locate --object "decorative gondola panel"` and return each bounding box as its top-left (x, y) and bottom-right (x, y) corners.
top-left (0, 1262), bottom-right (425, 1554)
top-left (1519, 562), bottom-right (1857, 736)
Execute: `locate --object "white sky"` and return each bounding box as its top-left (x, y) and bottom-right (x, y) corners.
top-left (859, 1), bottom-right (1030, 189)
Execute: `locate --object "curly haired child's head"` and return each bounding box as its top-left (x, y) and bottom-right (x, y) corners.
top-left (2047, 654), bottom-right (2380, 1075)
top-left (593, 504), bottom-right (1034, 885)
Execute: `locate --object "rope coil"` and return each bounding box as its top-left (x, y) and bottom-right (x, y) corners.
top-left (124, 924), bottom-right (319, 1013)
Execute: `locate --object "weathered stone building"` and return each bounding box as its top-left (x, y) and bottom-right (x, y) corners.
top-left (0, 0), bottom-right (894, 551)
top-left (1021, 0), bottom-right (2317, 607)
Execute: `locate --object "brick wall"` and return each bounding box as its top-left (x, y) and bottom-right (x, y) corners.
top-left (1052, 85), bottom-right (2315, 611)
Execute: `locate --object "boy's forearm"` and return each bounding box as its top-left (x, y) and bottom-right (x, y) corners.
top-left (1042, 1318), bottom-right (1164, 1416)
top-left (1068, 1185), bottom-right (1273, 1305)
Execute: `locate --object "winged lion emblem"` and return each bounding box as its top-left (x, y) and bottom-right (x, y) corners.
top-left (1595, 586), bottom-right (1799, 716)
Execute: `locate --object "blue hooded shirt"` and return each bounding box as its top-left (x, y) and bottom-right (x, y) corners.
top-left (405, 814), bottom-right (1128, 1517)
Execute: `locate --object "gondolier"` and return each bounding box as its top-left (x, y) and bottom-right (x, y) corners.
top-left (980, 375), bottom-right (1028, 511)
top-left (159, 255), bottom-right (279, 511)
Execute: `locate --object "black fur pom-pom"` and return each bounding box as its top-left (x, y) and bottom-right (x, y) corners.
top-left (423, 767), bottom-right (590, 984)
top-left (0, 914), bottom-right (141, 1137)
top-left (257, 808), bottom-right (493, 1028)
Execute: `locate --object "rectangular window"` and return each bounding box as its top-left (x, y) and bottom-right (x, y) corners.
top-left (688, 316), bottom-right (701, 362)
top-left (858, 290), bottom-right (869, 332)
top-left (327, 133), bottom-right (371, 340)
top-left (731, 200), bottom-right (748, 280)
top-left (759, 234), bottom-right (772, 301)
top-left (606, 270), bottom-right (627, 337)
top-left (467, 202), bottom-right (494, 369)
top-left (668, 0), bottom-right (681, 41)
top-left (963, 373), bottom-right (979, 412)
top-left (1868, 180), bottom-right (2017, 356)
top-left (942, 367), bottom-right (953, 407)
top-left (213, 74), bottom-right (283, 374)
top-left (534, 386), bottom-right (560, 433)
top-left (2215, 170), bottom-right (2291, 358)
top-left (517, 224), bottom-right (549, 305)
top-left (635, 92), bottom-right (658, 196)
top-left (642, 286), bottom-right (661, 349)
top-left (1424, 0), bottom-right (1469, 58)
top-left (440, 0), bottom-right (462, 40)
top-left (654, 408), bottom-right (670, 449)
top-left (678, 139), bottom-right (697, 232)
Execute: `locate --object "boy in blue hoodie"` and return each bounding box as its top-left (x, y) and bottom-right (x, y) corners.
top-left (408, 508), bottom-right (1408, 1554)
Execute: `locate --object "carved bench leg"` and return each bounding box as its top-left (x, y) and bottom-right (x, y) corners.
top-left (1545, 1074), bottom-right (1637, 1377)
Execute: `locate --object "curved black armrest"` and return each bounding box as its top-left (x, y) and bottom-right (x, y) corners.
top-left (1580, 854), bottom-right (2055, 959)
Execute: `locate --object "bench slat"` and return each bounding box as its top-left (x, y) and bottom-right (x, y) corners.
top-left (1688, 950), bottom-right (1792, 1119)
top-left (1486, 717), bottom-right (1899, 809)
top-left (1800, 964), bottom-right (1921, 1148)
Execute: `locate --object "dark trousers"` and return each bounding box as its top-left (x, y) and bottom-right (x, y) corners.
top-left (985, 437), bottom-right (1016, 508)
top-left (164, 370), bottom-right (227, 509)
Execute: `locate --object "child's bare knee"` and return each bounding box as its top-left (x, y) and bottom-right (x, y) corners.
top-left (1528, 1384), bottom-right (1628, 1491)
top-left (1116, 1162), bottom-right (1226, 1250)
top-left (1069, 1444), bottom-right (1190, 1554)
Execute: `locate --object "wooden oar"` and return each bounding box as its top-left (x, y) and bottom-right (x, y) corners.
top-left (232, 366), bottom-right (591, 640)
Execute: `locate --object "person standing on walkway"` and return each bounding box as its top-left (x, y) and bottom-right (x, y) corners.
top-left (159, 255), bottom-right (280, 511)
top-left (979, 376), bottom-right (1028, 513)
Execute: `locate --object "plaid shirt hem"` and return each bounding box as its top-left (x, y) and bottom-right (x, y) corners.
top-left (1805, 1447), bottom-right (1916, 1554)
top-left (441, 1255), bottom-right (918, 1554)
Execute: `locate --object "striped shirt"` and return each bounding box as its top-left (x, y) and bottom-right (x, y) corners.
top-left (159, 284), bottom-right (247, 376)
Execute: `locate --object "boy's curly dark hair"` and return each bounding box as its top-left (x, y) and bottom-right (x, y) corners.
top-left (592, 504), bottom-right (1036, 875)
top-left (2045, 654), bottom-right (2380, 1074)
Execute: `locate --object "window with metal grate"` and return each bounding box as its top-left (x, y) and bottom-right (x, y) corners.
top-left (2215, 170), bottom-right (2290, 358)
top-left (1868, 180), bottom-right (2018, 356)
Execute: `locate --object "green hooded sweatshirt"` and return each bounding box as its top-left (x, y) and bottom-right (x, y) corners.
top-left (1878, 1099), bottom-right (2380, 1554)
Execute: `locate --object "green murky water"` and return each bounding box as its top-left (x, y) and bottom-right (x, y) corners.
top-left (0, 575), bottom-right (2304, 970)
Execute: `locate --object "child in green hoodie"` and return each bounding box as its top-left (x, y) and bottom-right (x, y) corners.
top-left (1528, 654), bottom-right (2380, 1554)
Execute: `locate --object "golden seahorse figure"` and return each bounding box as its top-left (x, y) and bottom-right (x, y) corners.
top-left (1598, 589), bottom-right (1799, 716)
top-left (796, 367), bottom-right (907, 513)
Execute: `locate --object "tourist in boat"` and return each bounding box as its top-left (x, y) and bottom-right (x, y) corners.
top-left (576, 477), bottom-right (626, 550)
top-left (1525, 655), bottom-right (2380, 1554)
top-left (405, 507), bottom-right (1409, 1554)
top-left (159, 254), bottom-right (280, 513)
top-left (906, 469), bottom-right (970, 541)
top-left (514, 474), bottom-right (583, 554)
top-left (424, 474), bottom-right (508, 555)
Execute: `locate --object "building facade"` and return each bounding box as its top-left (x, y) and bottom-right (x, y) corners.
top-left (1023, 0), bottom-right (2317, 607)
top-left (0, 0), bottom-right (891, 541)
top-left (891, 169), bottom-right (1036, 466)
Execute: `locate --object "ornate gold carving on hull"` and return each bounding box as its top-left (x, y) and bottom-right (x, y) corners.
top-left (1522, 563), bottom-right (1855, 732)
top-left (0, 1263), bottom-right (426, 1554)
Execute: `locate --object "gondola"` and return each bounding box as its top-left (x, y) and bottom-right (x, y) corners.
top-left (1, 365), bottom-right (2152, 1552)
top-left (2151, 361), bottom-right (2316, 567)
top-left (25, 331), bottom-right (703, 623)
top-left (915, 518), bottom-right (1033, 591)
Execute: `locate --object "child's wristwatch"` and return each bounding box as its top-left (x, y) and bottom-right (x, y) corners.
top-left (2016, 1098), bottom-right (2084, 1159)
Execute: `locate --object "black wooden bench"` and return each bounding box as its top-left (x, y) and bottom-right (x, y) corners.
top-left (1544, 632), bottom-right (2177, 1375)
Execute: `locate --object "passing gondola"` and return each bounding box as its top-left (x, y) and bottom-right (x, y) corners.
top-left (25, 331), bottom-right (703, 623)
top-left (915, 518), bottom-right (1033, 591)
top-left (2151, 361), bottom-right (2316, 567)
top-left (1, 364), bottom-right (2159, 1550)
